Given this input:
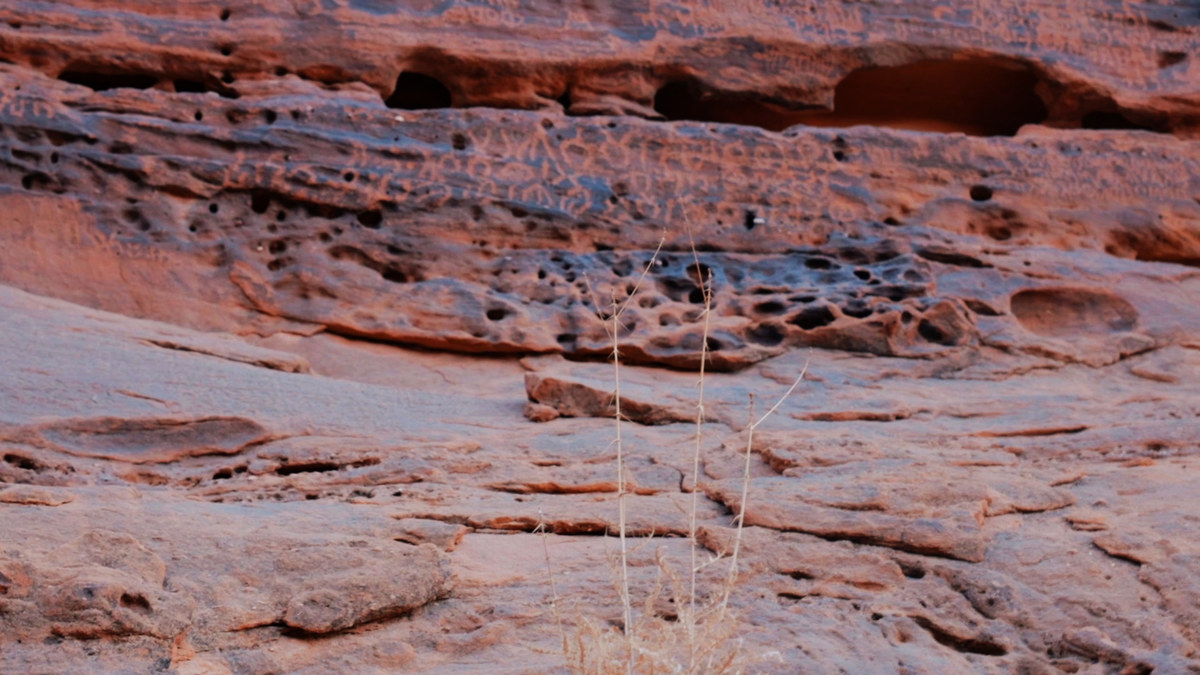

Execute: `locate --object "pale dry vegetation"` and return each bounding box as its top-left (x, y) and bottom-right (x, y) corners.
top-left (540, 235), bottom-right (805, 674)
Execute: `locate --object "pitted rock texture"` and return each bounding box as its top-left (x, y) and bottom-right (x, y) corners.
top-left (2, 67), bottom-right (1198, 369)
top-left (1, 1), bottom-right (1200, 673)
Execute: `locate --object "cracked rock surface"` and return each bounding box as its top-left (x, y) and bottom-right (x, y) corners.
top-left (1, 1), bottom-right (1200, 673)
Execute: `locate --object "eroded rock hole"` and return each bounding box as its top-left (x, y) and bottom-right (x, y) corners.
top-left (754, 300), bottom-right (786, 315)
top-left (172, 77), bottom-right (238, 100)
top-left (3, 453), bottom-right (42, 471)
top-left (841, 301), bottom-right (873, 319)
top-left (124, 208), bottom-right (152, 231)
top-left (357, 209), bottom-right (383, 229)
top-left (987, 226), bottom-right (1012, 241)
top-left (1081, 110), bottom-right (1158, 132)
top-left (611, 260), bottom-right (634, 277)
top-left (1159, 51), bottom-right (1187, 68)
top-left (747, 323), bottom-right (785, 346)
top-left (58, 70), bottom-right (157, 92)
top-left (790, 305), bottom-right (835, 330)
top-left (386, 72), bottom-right (452, 110)
top-left (173, 79), bottom-right (207, 94)
top-left (655, 60), bottom-right (1045, 136)
top-left (818, 59), bottom-right (1046, 136)
top-left (686, 262), bottom-right (713, 287)
top-left (969, 185), bottom-right (994, 202)
top-left (898, 561), bottom-right (926, 579)
top-left (275, 461), bottom-right (341, 476)
top-left (452, 133), bottom-right (469, 151)
top-left (653, 78), bottom-right (823, 132)
top-left (916, 248), bottom-right (989, 268)
top-left (917, 319), bottom-right (954, 345)
top-left (119, 593), bottom-right (152, 614)
top-left (486, 307), bottom-right (508, 321)
top-left (876, 285), bottom-right (922, 302)
top-left (658, 278), bottom-right (700, 303)
top-left (638, 295), bottom-right (661, 309)
top-left (304, 203), bottom-right (347, 220)
top-left (381, 267), bottom-right (408, 283)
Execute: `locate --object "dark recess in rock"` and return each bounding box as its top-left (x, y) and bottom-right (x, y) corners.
top-left (1081, 109), bottom-right (1160, 132)
top-left (790, 305), bottom-right (836, 330)
top-left (58, 70), bottom-right (158, 92)
top-left (654, 59), bottom-right (1049, 136)
top-left (386, 71), bottom-right (452, 109)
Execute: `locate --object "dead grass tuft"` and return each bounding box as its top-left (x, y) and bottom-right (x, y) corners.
top-left (543, 231), bottom-right (804, 674)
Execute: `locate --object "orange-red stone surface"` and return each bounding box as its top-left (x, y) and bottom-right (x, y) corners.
top-left (1, 1), bottom-right (1199, 672)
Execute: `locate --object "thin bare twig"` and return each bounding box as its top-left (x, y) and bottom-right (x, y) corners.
top-left (536, 509), bottom-right (568, 655)
top-left (583, 237), bottom-right (665, 665)
top-left (685, 227), bottom-right (713, 671)
top-left (722, 357), bottom-right (810, 606)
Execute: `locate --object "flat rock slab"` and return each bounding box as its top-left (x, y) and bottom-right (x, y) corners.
top-left (0, 488), bottom-right (452, 646)
top-left (12, 416), bottom-right (272, 463)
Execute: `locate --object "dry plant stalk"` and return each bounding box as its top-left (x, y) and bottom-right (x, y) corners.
top-left (685, 231), bottom-right (713, 670)
top-left (536, 508), bottom-right (568, 656)
top-left (719, 361), bottom-right (808, 611)
top-left (558, 235), bottom-right (803, 674)
top-left (585, 237), bottom-right (665, 663)
top-left (565, 560), bottom-right (758, 674)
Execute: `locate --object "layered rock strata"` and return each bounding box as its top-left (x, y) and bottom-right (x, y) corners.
top-left (1, 1), bottom-right (1199, 673)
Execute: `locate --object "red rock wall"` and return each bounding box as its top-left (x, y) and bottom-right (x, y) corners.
top-left (1, 1), bottom-right (1198, 369)
top-left (2, 2), bottom-right (1200, 673)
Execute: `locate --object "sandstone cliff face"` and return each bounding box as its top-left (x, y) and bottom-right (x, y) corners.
top-left (1, 1), bottom-right (1199, 673)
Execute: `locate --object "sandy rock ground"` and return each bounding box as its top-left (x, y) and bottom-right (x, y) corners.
top-left (1, 1), bottom-right (1200, 673)
top-left (3, 280), bottom-right (1199, 673)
